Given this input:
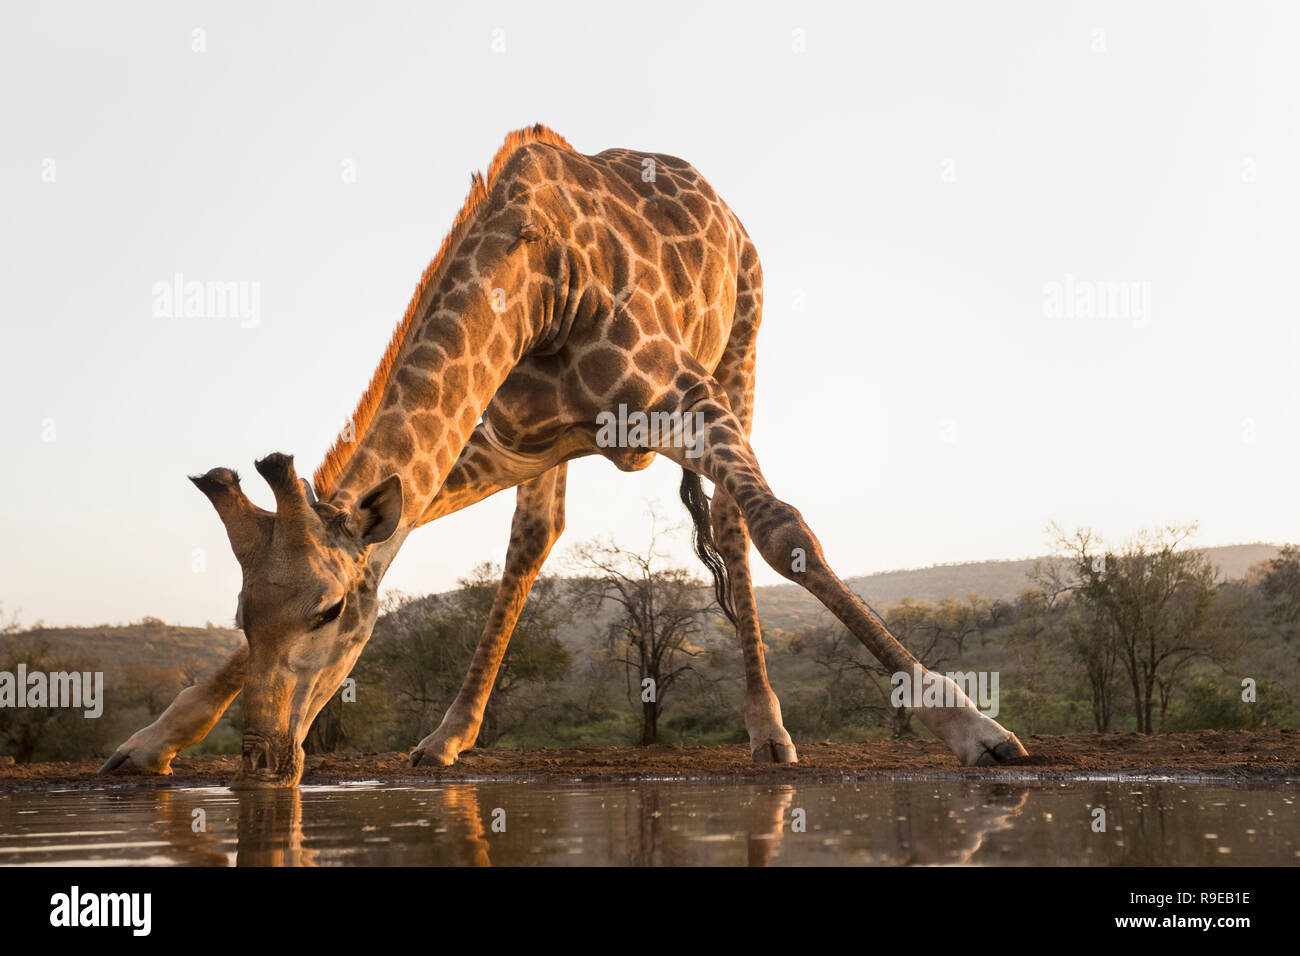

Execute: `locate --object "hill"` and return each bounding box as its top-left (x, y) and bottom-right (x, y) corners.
top-left (4, 620), bottom-right (244, 677)
top-left (749, 543), bottom-right (1280, 632)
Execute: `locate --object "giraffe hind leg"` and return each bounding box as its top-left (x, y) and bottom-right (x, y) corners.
top-left (710, 482), bottom-right (798, 762)
top-left (673, 261), bottom-right (799, 762)
top-left (679, 468), bottom-right (797, 762)
top-left (663, 382), bottom-right (1027, 766)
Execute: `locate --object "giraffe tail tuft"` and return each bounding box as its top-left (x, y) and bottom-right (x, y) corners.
top-left (678, 470), bottom-right (737, 627)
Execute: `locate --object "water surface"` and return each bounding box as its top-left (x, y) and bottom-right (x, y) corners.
top-left (0, 779), bottom-right (1294, 866)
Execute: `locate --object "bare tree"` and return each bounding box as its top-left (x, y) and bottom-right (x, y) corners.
top-left (569, 516), bottom-right (716, 746)
top-left (1047, 523), bottom-right (1234, 733)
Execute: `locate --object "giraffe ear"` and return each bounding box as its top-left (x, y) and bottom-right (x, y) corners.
top-left (353, 474), bottom-right (403, 545)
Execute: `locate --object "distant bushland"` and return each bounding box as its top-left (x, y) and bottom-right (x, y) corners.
top-left (1, 541), bottom-right (1293, 762)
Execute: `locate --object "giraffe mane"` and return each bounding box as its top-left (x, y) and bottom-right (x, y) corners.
top-left (312, 123), bottom-right (575, 498)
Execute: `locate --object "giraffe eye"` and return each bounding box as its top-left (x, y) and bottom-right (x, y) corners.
top-left (312, 598), bottom-right (345, 630)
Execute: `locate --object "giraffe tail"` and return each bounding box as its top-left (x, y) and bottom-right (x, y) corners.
top-left (678, 469), bottom-right (737, 626)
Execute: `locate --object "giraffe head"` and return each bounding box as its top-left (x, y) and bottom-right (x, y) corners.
top-left (191, 452), bottom-right (403, 789)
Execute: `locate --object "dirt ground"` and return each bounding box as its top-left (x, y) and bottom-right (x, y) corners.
top-left (2, 729), bottom-right (1297, 791)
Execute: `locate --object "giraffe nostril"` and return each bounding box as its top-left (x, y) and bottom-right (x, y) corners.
top-left (241, 735), bottom-right (274, 774)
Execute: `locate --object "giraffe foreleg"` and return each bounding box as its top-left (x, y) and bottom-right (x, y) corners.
top-left (665, 387), bottom-right (1027, 767)
top-left (409, 463), bottom-right (568, 767)
top-left (99, 644), bottom-right (248, 775)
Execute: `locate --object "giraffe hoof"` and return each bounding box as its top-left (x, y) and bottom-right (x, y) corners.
top-left (410, 749), bottom-right (451, 768)
top-left (974, 734), bottom-right (1028, 766)
top-left (98, 751), bottom-right (132, 774)
top-left (751, 740), bottom-right (798, 764)
top-left (409, 742), bottom-right (459, 768)
top-left (96, 737), bottom-right (176, 775)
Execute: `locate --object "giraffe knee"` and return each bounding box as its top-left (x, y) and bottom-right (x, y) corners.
top-left (746, 499), bottom-right (823, 580)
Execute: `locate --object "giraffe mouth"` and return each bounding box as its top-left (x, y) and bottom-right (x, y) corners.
top-left (232, 732), bottom-right (303, 789)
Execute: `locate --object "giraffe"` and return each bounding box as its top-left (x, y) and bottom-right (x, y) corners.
top-left (100, 124), bottom-right (1026, 787)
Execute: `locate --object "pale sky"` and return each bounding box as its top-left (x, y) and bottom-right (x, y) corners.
top-left (2, 1), bottom-right (1296, 627)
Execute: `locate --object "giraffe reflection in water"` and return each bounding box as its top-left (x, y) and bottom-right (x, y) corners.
top-left (224, 782), bottom-right (1031, 867)
top-left (891, 784), bottom-right (1029, 865)
top-left (235, 790), bottom-right (318, 867)
top-left (3, 781), bottom-right (1290, 865)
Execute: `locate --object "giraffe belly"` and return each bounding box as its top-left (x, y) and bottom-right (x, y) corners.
top-left (481, 379), bottom-right (662, 475)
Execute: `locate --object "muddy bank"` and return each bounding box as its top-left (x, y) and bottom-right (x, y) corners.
top-left (2, 729), bottom-right (1297, 791)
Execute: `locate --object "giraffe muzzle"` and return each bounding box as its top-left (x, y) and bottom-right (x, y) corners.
top-left (232, 731), bottom-right (304, 789)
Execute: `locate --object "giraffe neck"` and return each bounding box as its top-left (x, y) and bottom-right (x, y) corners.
top-left (328, 214), bottom-right (546, 522)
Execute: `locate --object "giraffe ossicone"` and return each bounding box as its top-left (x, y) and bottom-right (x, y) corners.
top-left (101, 124), bottom-right (1026, 787)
